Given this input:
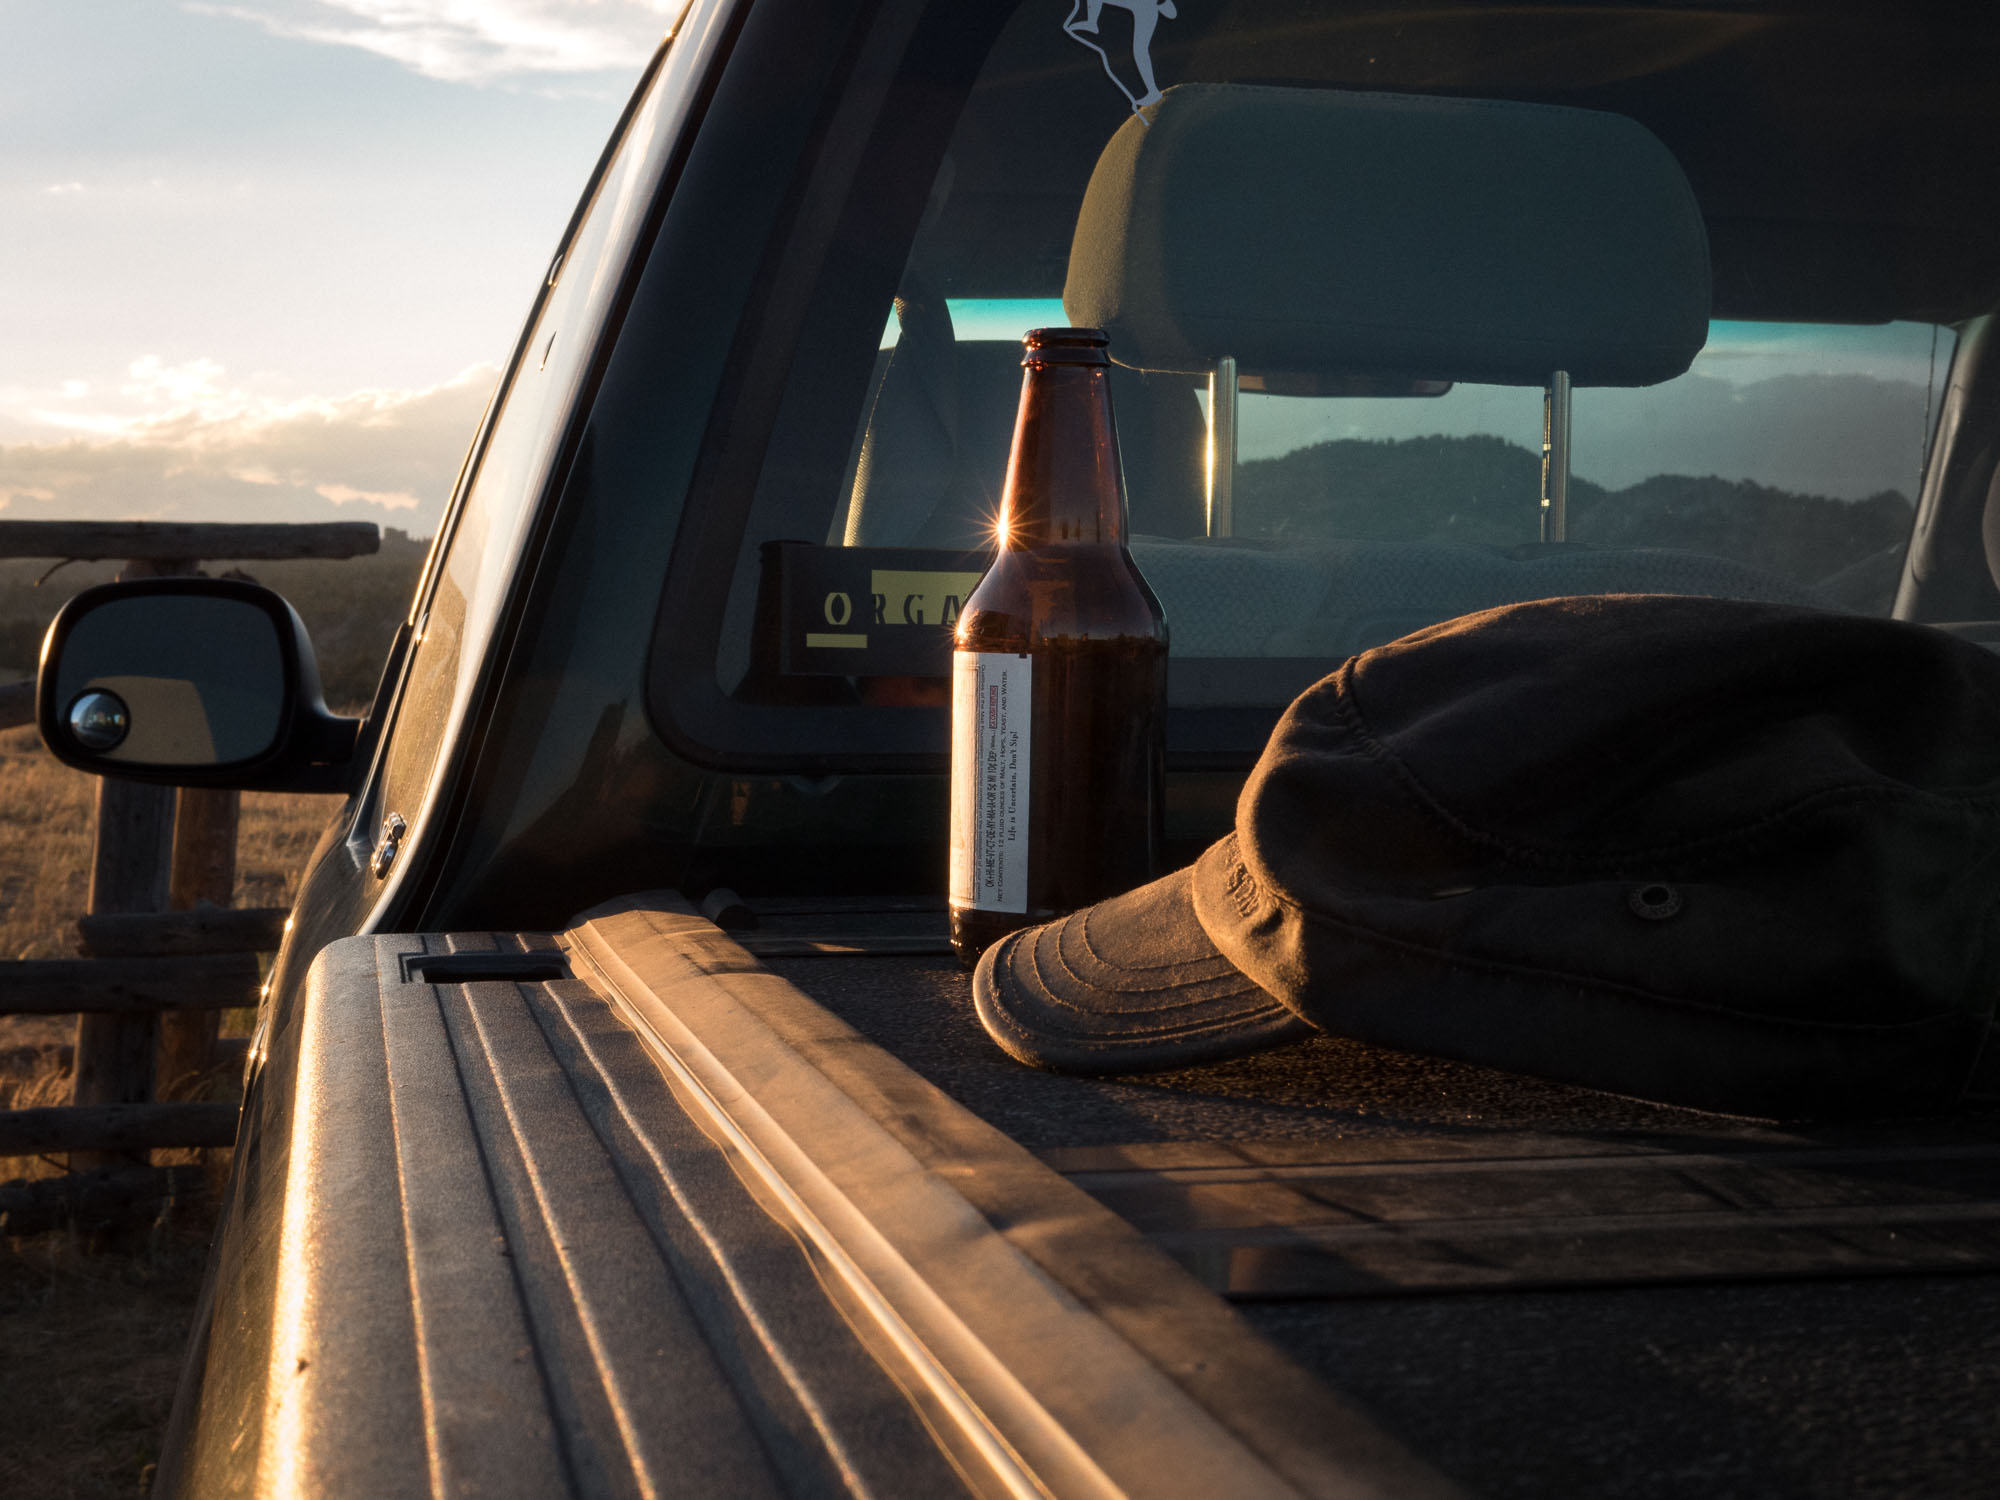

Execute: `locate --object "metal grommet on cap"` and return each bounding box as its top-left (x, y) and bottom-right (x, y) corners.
top-left (1628, 882), bottom-right (1684, 921)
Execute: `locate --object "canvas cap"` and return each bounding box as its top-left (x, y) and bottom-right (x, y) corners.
top-left (973, 594), bottom-right (2000, 1119)
top-left (974, 864), bottom-right (1315, 1071)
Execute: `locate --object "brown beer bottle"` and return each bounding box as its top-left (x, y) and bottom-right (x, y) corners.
top-left (949, 327), bottom-right (1168, 966)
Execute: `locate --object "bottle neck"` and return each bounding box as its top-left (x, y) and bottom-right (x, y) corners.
top-left (997, 362), bottom-right (1128, 549)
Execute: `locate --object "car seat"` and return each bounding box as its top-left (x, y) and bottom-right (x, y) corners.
top-left (839, 278), bottom-right (1206, 550)
top-left (1055, 83), bottom-right (1829, 654)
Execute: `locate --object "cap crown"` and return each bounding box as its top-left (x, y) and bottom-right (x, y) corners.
top-left (1208, 595), bottom-right (2000, 1116)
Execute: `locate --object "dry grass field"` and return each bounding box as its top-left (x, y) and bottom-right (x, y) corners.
top-left (0, 725), bottom-right (339, 966)
top-left (0, 1204), bottom-right (221, 1499)
top-left (0, 724), bottom-right (343, 1497)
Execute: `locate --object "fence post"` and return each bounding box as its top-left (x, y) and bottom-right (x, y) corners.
top-left (67, 557), bottom-right (191, 1167)
top-left (70, 779), bottom-right (176, 1166)
top-left (157, 788), bottom-right (240, 1098)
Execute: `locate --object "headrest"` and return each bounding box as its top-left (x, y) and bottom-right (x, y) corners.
top-left (1064, 85), bottom-right (1711, 388)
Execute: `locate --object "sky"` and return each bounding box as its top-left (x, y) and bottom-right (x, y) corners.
top-left (0, 0), bottom-right (669, 531)
top-left (1, 4), bottom-right (1957, 533)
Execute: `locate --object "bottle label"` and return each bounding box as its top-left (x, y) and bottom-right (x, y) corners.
top-left (950, 650), bottom-right (1032, 913)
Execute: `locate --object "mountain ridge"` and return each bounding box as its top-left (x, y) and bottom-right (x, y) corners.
top-left (1236, 432), bottom-right (1914, 612)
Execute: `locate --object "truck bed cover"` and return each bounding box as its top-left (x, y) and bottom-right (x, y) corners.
top-left (754, 902), bottom-right (2000, 1499)
top-left (175, 892), bottom-right (2000, 1498)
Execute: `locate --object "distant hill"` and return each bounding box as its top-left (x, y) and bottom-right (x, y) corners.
top-left (1237, 372), bottom-right (1938, 502)
top-left (1236, 434), bottom-right (1914, 613)
top-left (1237, 433), bottom-right (1552, 547)
top-left (243, 529), bottom-right (432, 709)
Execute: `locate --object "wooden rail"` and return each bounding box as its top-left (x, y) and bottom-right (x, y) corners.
top-left (0, 1103), bottom-right (241, 1156)
top-left (77, 907), bottom-right (288, 958)
top-left (0, 955), bottom-right (261, 1014)
top-left (0, 1163), bottom-right (208, 1236)
top-left (0, 520), bottom-right (379, 563)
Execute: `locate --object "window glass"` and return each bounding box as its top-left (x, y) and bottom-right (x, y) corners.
top-left (1227, 318), bottom-right (1950, 614)
top-left (694, 1), bottom-right (1972, 733)
top-left (878, 305), bottom-right (1947, 622)
top-left (374, 35), bottom-right (696, 837)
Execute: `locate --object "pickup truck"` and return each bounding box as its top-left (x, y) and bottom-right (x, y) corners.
top-left (36, 2), bottom-right (2000, 1495)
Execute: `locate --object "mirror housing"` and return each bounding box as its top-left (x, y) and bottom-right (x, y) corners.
top-left (37, 577), bottom-right (363, 792)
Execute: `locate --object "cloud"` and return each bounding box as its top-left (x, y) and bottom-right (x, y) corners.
top-left (316, 482), bottom-right (422, 510)
top-left (189, 0), bottom-right (680, 85)
top-left (0, 363), bottom-right (495, 529)
top-left (123, 355), bottom-right (231, 408)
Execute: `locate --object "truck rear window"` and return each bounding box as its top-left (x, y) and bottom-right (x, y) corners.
top-left (722, 301), bottom-right (1947, 711)
top-left (649, 0), bottom-right (1993, 770)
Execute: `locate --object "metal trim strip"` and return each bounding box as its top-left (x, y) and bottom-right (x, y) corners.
top-left (563, 893), bottom-right (1459, 1500)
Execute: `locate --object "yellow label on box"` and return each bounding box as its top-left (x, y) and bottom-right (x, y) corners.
top-left (870, 570), bottom-right (984, 629)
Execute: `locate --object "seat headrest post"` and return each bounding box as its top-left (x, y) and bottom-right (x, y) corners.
top-left (1206, 356), bottom-right (1237, 538)
top-left (1541, 371), bottom-right (1572, 544)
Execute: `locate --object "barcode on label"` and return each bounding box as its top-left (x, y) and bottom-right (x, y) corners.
top-left (950, 651), bottom-right (1031, 912)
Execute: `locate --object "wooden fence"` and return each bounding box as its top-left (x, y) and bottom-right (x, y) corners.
top-left (0, 520), bottom-right (378, 1182)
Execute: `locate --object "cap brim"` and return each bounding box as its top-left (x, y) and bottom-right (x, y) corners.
top-left (972, 862), bottom-right (1316, 1073)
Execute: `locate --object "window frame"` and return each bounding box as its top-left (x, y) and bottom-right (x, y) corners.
top-left (345, 1), bottom-right (739, 921)
top-left (640, 2), bottom-right (1286, 778)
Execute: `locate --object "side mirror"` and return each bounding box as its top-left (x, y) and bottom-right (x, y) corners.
top-left (38, 578), bottom-right (361, 792)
